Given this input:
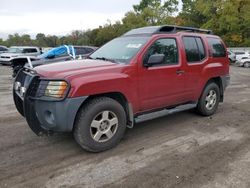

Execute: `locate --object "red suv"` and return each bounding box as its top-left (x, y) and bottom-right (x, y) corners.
top-left (13, 25), bottom-right (230, 152)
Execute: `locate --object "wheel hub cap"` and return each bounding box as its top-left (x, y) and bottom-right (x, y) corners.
top-left (90, 111), bottom-right (118, 143)
top-left (205, 90), bottom-right (217, 110)
top-left (100, 120), bottom-right (110, 131)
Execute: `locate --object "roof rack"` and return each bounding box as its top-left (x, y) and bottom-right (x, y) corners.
top-left (123, 25), bottom-right (213, 36)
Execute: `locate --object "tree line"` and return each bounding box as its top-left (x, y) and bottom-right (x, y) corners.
top-left (0, 0), bottom-right (249, 48)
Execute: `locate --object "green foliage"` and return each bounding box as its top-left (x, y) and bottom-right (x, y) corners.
top-left (133, 0), bottom-right (178, 25)
top-left (0, 0), bottom-right (249, 47)
top-left (179, 0), bottom-right (250, 46)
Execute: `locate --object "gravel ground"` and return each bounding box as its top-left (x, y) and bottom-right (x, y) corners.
top-left (0, 65), bottom-right (249, 188)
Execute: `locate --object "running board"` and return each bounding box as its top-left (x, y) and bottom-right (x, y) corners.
top-left (135, 103), bottom-right (197, 124)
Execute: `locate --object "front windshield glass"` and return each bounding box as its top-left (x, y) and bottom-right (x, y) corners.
top-left (8, 47), bottom-right (23, 53)
top-left (90, 37), bottom-right (150, 64)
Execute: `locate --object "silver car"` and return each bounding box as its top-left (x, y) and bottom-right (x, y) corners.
top-left (0, 46), bottom-right (41, 65)
top-left (235, 57), bottom-right (250, 68)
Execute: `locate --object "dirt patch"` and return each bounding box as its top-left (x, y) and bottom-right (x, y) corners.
top-left (0, 65), bottom-right (250, 188)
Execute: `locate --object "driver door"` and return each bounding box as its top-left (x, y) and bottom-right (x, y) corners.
top-left (138, 37), bottom-right (187, 111)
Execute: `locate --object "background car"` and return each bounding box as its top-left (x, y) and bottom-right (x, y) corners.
top-left (0, 45), bottom-right (8, 54)
top-left (0, 46), bottom-right (41, 65)
top-left (234, 51), bottom-right (250, 61)
top-left (235, 57), bottom-right (250, 68)
top-left (11, 45), bottom-right (97, 77)
top-left (227, 49), bottom-right (236, 64)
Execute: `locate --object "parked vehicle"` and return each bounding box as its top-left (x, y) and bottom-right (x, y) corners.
top-left (227, 49), bottom-right (236, 64)
top-left (234, 51), bottom-right (250, 61)
top-left (11, 45), bottom-right (97, 77)
top-left (0, 46), bottom-right (41, 65)
top-left (13, 25), bottom-right (230, 152)
top-left (236, 57), bottom-right (250, 68)
top-left (0, 45), bottom-right (8, 54)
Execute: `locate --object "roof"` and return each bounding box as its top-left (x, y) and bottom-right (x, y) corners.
top-left (123, 25), bottom-right (213, 37)
top-left (0, 45), bottom-right (8, 49)
top-left (10, 46), bottom-right (40, 49)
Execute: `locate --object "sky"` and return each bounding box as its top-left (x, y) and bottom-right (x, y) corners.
top-left (0, 0), bottom-right (181, 40)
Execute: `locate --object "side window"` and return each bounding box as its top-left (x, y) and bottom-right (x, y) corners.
top-left (143, 38), bottom-right (178, 65)
top-left (23, 48), bottom-right (38, 53)
top-left (0, 47), bottom-right (7, 51)
top-left (235, 52), bottom-right (244, 55)
top-left (85, 48), bottom-right (94, 53)
top-left (28, 48), bottom-right (38, 53)
top-left (22, 49), bottom-right (29, 53)
top-left (75, 48), bottom-right (87, 55)
top-left (183, 36), bottom-right (205, 63)
top-left (207, 38), bottom-right (226, 57)
top-left (196, 38), bottom-right (205, 60)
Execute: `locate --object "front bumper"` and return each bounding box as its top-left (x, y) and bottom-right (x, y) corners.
top-left (13, 68), bottom-right (87, 135)
top-left (0, 59), bottom-right (11, 65)
top-left (235, 61), bottom-right (244, 67)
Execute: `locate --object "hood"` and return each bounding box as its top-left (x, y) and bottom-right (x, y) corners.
top-left (34, 59), bottom-right (121, 79)
top-left (0, 52), bottom-right (21, 58)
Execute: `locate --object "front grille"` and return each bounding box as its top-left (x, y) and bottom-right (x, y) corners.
top-left (27, 78), bottom-right (41, 97)
top-left (15, 68), bottom-right (38, 98)
top-left (15, 69), bottom-right (29, 87)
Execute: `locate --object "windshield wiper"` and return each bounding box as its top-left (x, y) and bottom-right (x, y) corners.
top-left (94, 57), bottom-right (117, 63)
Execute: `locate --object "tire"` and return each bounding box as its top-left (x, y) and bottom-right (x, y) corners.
top-left (74, 97), bottom-right (127, 152)
top-left (243, 62), bottom-right (250, 68)
top-left (12, 66), bottom-right (21, 78)
top-left (196, 82), bottom-right (220, 116)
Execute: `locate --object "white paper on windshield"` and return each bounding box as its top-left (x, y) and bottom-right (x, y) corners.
top-left (126, 44), bottom-right (142, 48)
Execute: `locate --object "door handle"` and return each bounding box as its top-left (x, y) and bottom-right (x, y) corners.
top-left (176, 70), bottom-right (185, 75)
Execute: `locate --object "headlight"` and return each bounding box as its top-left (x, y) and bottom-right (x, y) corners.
top-left (44, 81), bottom-right (68, 98)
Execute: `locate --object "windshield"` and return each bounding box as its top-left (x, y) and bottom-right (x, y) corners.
top-left (90, 37), bottom-right (149, 64)
top-left (8, 47), bottom-right (23, 53)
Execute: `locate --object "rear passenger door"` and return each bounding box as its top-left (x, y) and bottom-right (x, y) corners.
top-left (182, 36), bottom-right (207, 100)
top-left (182, 36), bottom-right (227, 101)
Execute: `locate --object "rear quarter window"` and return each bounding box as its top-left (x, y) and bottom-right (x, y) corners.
top-left (207, 38), bottom-right (226, 57)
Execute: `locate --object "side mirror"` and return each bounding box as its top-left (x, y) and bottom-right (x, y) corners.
top-left (145, 54), bottom-right (165, 67)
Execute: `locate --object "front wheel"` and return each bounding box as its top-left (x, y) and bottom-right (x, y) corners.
top-left (244, 62), bottom-right (250, 68)
top-left (74, 97), bottom-right (127, 152)
top-left (196, 82), bottom-right (220, 116)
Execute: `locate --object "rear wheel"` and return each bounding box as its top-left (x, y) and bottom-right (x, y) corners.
top-left (74, 97), bottom-right (127, 152)
top-left (196, 82), bottom-right (220, 116)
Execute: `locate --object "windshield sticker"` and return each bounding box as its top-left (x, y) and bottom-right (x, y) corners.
top-left (121, 56), bottom-right (130, 59)
top-left (126, 44), bottom-right (142, 48)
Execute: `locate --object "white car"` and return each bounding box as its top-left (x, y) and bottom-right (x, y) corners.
top-left (227, 49), bottom-right (236, 63)
top-left (236, 57), bottom-right (250, 68)
top-left (234, 51), bottom-right (250, 61)
top-left (0, 46), bottom-right (41, 65)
